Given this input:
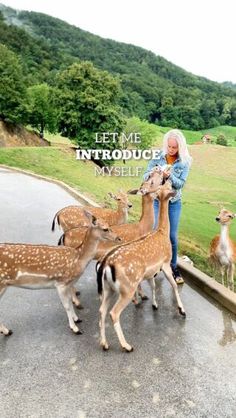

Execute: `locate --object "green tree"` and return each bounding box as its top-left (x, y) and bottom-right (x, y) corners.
top-left (56, 61), bottom-right (124, 164)
top-left (200, 100), bottom-right (219, 128)
top-left (216, 134), bottom-right (228, 146)
top-left (221, 101), bottom-right (231, 125)
top-left (123, 117), bottom-right (158, 150)
top-left (27, 83), bottom-right (58, 137)
top-left (0, 44), bottom-right (27, 123)
top-left (229, 100), bottom-right (236, 125)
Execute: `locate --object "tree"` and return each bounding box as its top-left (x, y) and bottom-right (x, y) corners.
top-left (55, 62), bottom-right (124, 163)
top-left (27, 83), bottom-right (58, 137)
top-left (200, 100), bottom-right (219, 128)
top-left (0, 44), bottom-right (27, 123)
top-left (123, 117), bottom-right (158, 151)
top-left (229, 100), bottom-right (236, 126)
top-left (216, 134), bottom-right (228, 146)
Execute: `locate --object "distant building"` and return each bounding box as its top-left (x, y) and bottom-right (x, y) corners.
top-left (201, 134), bottom-right (212, 144)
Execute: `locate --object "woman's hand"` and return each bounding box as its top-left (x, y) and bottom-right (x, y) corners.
top-left (163, 169), bottom-right (171, 179)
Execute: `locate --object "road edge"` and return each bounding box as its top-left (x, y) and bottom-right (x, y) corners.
top-left (178, 258), bottom-right (236, 315)
top-left (0, 164), bottom-right (100, 207)
top-left (1, 163), bottom-right (236, 316)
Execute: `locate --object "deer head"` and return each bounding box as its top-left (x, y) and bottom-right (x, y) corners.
top-left (153, 181), bottom-right (176, 201)
top-left (107, 190), bottom-right (132, 209)
top-left (215, 208), bottom-right (236, 225)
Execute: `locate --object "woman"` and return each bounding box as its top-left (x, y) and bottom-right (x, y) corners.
top-left (143, 129), bottom-right (192, 284)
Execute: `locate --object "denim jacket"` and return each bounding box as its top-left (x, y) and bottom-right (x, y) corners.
top-left (143, 150), bottom-right (190, 203)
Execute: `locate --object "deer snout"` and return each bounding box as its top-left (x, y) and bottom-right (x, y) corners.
top-left (128, 203), bottom-right (133, 208)
top-left (215, 217), bottom-right (220, 222)
top-left (138, 188), bottom-right (146, 195)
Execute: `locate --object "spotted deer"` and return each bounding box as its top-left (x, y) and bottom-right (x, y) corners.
top-left (51, 190), bottom-right (132, 232)
top-left (209, 208), bottom-right (236, 291)
top-left (0, 212), bottom-right (121, 337)
top-left (97, 181), bottom-right (186, 352)
top-left (58, 168), bottom-right (164, 306)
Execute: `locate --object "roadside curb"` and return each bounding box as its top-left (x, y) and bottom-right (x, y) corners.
top-left (178, 258), bottom-right (236, 315)
top-left (0, 164), bottom-right (100, 207)
top-left (1, 163), bottom-right (236, 315)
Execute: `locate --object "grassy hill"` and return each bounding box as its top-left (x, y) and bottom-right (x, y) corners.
top-left (0, 139), bottom-right (235, 283)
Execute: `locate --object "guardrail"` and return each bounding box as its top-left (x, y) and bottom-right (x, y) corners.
top-left (178, 258), bottom-right (236, 315)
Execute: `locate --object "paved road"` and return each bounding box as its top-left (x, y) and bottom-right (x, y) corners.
top-left (0, 167), bottom-right (236, 418)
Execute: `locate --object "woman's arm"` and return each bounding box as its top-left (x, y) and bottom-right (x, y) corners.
top-left (143, 159), bottom-right (159, 181)
top-left (169, 164), bottom-right (190, 190)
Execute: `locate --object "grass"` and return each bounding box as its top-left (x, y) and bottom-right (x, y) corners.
top-left (152, 124), bottom-right (236, 146)
top-left (0, 127), bottom-right (236, 286)
top-left (44, 132), bottom-right (76, 146)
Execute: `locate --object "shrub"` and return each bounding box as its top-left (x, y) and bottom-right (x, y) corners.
top-left (216, 134), bottom-right (228, 146)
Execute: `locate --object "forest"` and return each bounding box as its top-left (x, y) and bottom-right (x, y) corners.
top-left (1, 3), bottom-right (236, 146)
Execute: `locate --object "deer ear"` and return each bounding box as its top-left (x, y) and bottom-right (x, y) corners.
top-left (107, 192), bottom-right (117, 200)
top-left (127, 188), bottom-right (139, 195)
top-left (169, 191), bottom-right (177, 198)
top-left (83, 210), bottom-right (97, 225)
top-left (91, 215), bottom-right (98, 225)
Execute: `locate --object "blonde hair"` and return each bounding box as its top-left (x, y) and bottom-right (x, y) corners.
top-left (162, 129), bottom-right (192, 166)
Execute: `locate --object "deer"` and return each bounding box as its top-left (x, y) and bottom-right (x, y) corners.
top-left (57, 168), bottom-right (164, 307)
top-left (97, 181), bottom-right (186, 352)
top-left (209, 208), bottom-right (236, 291)
top-left (0, 212), bottom-right (121, 337)
top-left (51, 190), bottom-right (133, 232)
top-left (59, 186), bottom-right (159, 258)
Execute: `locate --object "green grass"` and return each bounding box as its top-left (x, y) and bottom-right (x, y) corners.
top-left (126, 123), bottom-right (236, 146)
top-left (44, 132), bottom-right (76, 146)
top-left (0, 129), bottom-right (236, 285)
top-left (156, 125), bottom-right (236, 146)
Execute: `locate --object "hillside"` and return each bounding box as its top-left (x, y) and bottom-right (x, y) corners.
top-left (0, 121), bottom-right (49, 147)
top-left (1, 3), bottom-right (236, 129)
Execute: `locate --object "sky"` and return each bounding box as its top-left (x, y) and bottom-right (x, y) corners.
top-left (1, 0), bottom-right (236, 84)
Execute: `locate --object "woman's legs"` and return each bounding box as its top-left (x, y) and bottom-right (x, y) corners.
top-left (153, 199), bottom-right (159, 230)
top-left (169, 200), bottom-right (182, 270)
top-left (153, 199), bottom-right (183, 281)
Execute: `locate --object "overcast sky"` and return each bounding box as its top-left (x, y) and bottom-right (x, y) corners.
top-left (2, 0), bottom-right (236, 83)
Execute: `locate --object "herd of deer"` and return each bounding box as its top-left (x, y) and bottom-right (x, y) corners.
top-left (0, 167), bottom-right (235, 351)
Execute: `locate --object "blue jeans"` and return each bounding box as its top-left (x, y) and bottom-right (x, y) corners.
top-left (153, 199), bottom-right (182, 270)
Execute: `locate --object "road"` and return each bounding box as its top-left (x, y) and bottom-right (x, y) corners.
top-left (0, 167), bottom-right (236, 418)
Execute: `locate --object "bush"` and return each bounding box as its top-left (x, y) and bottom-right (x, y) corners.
top-left (216, 134), bottom-right (228, 146)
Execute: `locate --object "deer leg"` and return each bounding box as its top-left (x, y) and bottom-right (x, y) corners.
top-left (56, 284), bottom-right (82, 334)
top-left (148, 277), bottom-right (158, 310)
top-left (227, 263), bottom-right (235, 292)
top-left (110, 294), bottom-right (134, 352)
top-left (68, 285), bottom-right (82, 323)
top-left (162, 263), bottom-right (186, 317)
top-left (132, 284), bottom-right (148, 306)
top-left (220, 266), bottom-right (225, 286)
top-left (132, 289), bottom-right (140, 305)
top-left (71, 286), bottom-right (83, 309)
top-left (0, 287), bottom-right (12, 336)
top-left (138, 284), bottom-right (149, 301)
top-left (99, 281), bottom-right (113, 350)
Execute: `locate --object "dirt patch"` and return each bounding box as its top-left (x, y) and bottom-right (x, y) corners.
top-left (0, 120), bottom-right (49, 147)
